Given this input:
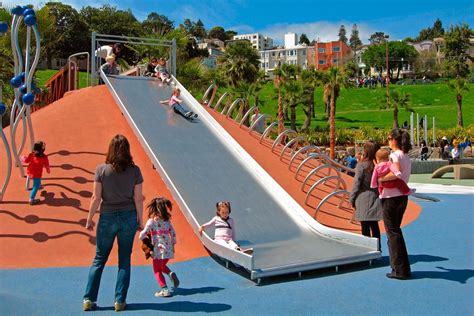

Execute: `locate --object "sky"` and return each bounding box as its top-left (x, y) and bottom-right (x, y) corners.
top-left (2, 0), bottom-right (473, 44)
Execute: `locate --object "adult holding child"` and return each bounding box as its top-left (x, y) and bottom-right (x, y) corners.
top-left (349, 141), bottom-right (382, 250)
top-left (378, 129), bottom-right (413, 280)
top-left (83, 134), bottom-right (144, 312)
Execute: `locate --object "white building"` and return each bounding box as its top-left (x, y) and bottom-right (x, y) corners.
top-left (284, 33), bottom-right (298, 48)
top-left (259, 45), bottom-right (309, 75)
top-left (232, 33), bottom-right (274, 50)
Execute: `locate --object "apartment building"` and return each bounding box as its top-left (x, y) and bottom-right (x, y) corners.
top-left (259, 45), bottom-right (309, 74)
top-left (314, 40), bottom-right (352, 70)
top-left (233, 33), bottom-right (274, 50)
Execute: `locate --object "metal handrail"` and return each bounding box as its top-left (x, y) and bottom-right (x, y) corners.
top-left (295, 153), bottom-right (330, 179)
top-left (289, 145), bottom-right (321, 171)
top-left (202, 83), bottom-right (215, 105)
top-left (304, 175), bottom-right (346, 205)
top-left (271, 129), bottom-right (297, 153)
top-left (225, 98), bottom-right (243, 118)
top-left (239, 105), bottom-right (258, 127)
top-left (68, 52), bottom-right (90, 90)
top-left (279, 136), bottom-right (305, 161)
top-left (249, 114), bottom-right (270, 134)
top-left (214, 92), bottom-right (230, 110)
top-left (259, 121), bottom-right (279, 143)
top-left (302, 165), bottom-right (342, 190)
top-left (314, 190), bottom-right (353, 218)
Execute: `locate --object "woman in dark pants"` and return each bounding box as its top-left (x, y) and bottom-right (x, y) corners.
top-left (349, 141), bottom-right (382, 250)
top-left (83, 135), bottom-right (144, 311)
top-left (378, 129), bottom-right (412, 280)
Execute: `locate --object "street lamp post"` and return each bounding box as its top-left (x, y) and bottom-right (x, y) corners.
top-left (385, 35), bottom-right (390, 109)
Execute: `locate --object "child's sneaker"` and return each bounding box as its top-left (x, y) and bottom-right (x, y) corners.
top-left (192, 113), bottom-right (198, 119)
top-left (29, 199), bottom-right (40, 205)
top-left (155, 288), bottom-right (172, 297)
top-left (82, 299), bottom-right (97, 311)
top-left (170, 271), bottom-right (180, 288)
top-left (185, 111), bottom-right (193, 118)
top-left (114, 301), bottom-right (127, 312)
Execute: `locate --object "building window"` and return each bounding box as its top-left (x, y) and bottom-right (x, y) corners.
top-left (289, 50), bottom-right (294, 56)
top-left (318, 60), bottom-right (325, 65)
top-left (253, 35), bottom-right (257, 39)
top-left (261, 63), bottom-right (265, 68)
top-left (333, 59), bottom-right (338, 64)
top-left (318, 48), bottom-right (325, 53)
top-left (265, 62), bottom-right (269, 68)
top-left (272, 52), bottom-right (276, 56)
top-left (333, 47), bottom-right (340, 52)
top-left (302, 50), bottom-right (306, 55)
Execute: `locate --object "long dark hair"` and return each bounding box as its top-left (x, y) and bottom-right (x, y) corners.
top-left (32, 141), bottom-right (46, 157)
top-left (361, 141), bottom-right (380, 173)
top-left (390, 128), bottom-right (412, 153)
top-left (106, 134), bottom-right (134, 173)
top-left (147, 197), bottom-right (172, 221)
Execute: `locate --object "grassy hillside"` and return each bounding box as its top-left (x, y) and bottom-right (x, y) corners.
top-left (35, 69), bottom-right (89, 89)
top-left (211, 82), bottom-right (473, 130)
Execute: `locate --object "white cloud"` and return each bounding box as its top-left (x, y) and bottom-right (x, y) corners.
top-left (259, 21), bottom-right (377, 45)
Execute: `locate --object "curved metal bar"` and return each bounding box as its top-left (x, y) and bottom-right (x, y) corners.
top-left (0, 115), bottom-right (12, 201)
top-left (202, 83), bottom-right (215, 105)
top-left (279, 136), bottom-right (305, 160)
top-left (225, 98), bottom-right (242, 117)
top-left (10, 105), bottom-right (27, 178)
top-left (271, 129), bottom-right (297, 153)
top-left (314, 151), bottom-right (356, 175)
top-left (288, 145), bottom-right (321, 171)
top-left (259, 121), bottom-right (279, 143)
top-left (68, 52), bottom-right (90, 89)
top-left (213, 92), bottom-right (230, 110)
top-left (249, 114), bottom-right (270, 134)
top-left (304, 176), bottom-right (346, 205)
top-left (302, 165), bottom-right (342, 190)
top-left (17, 112), bottom-right (27, 159)
top-left (295, 153), bottom-right (330, 179)
top-left (239, 105), bottom-right (258, 127)
top-left (314, 190), bottom-right (352, 217)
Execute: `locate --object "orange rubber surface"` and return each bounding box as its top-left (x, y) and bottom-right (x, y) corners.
top-left (0, 85), bottom-right (421, 269)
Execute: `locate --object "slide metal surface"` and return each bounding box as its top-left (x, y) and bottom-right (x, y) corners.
top-left (102, 73), bottom-right (380, 280)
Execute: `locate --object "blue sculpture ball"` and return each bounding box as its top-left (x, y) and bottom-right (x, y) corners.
top-left (0, 22), bottom-right (8, 33)
top-left (10, 76), bottom-right (22, 88)
top-left (0, 103), bottom-right (6, 116)
top-left (19, 82), bottom-right (36, 94)
top-left (24, 14), bottom-right (37, 26)
top-left (11, 6), bottom-right (23, 15)
top-left (20, 72), bottom-right (26, 81)
top-left (22, 93), bottom-right (35, 105)
top-left (23, 8), bottom-right (35, 16)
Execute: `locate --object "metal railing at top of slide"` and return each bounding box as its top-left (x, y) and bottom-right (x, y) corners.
top-left (1, 6), bottom-right (42, 201)
top-left (200, 84), bottom-right (357, 224)
top-left (90, 33), bottom-right (177, 86)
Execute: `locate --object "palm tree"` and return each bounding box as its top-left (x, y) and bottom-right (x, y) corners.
top-left (322, 67), bottom-right (343, 159)
top-left (301, 67), bottom-right (322, 130)
top-left (273, 66), bottom-right (285, 133)
top-left (218, 41), bottom-right (260, 87)
top-left (448, 77), bottom-right (469, 127)
top-left (283, 79), bottom-right (304, 131)
top-left (383, 90), bottom-right (412, 129)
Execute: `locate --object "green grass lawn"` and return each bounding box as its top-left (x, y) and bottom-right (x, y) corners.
top-left (35, 69), bottom-right (89, 89)
top-left (208, 82), bottom-right (473, 130)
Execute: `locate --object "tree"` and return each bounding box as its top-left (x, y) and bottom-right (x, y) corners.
top-left (322, 67), bottom-right (345, 159)
top-left (343, 60), bottom-right (359, 78)
top-left (368, 32), bottom-right (387, 45)
top-left (225, 30), bottom-right (237, 40)
top-left (362, 41), bottom-right (418, 80)
top-left (448, 78), bottom-right (469, 127)
top-left (338, 25), bottom-right (347, 43)
top-left (382, 90), bottom-right (412, 129)
top-left (273, 67), bottom-right (285, 133)
top-left (416, 18), bottom-right (445, 41)
top-left (299, 33), bottom-right (310, 45)
top-left (39, 2), bottom-right (89, 68)
top-left (443, 23), bottom-right (472, 78)
top-left (301, 67), bottom-right (322, 130)
top-left (414, 50), bottom-right (441, 78)
top-left (349, 24), bottom-right (362, 50)
top-left (208, 26), bottom-right (226, 41)
top-left (218, 41), bottom-right (260, 87)
top-left (142, 12), bottom-right (174, 36)
top-left (194, 19), bottom-right (206, 38)
top-left (80, 5), bottom-right (142, 36)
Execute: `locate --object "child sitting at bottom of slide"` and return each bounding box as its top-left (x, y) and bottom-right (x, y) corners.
top-left (199, 201), bottom-right (253, 254)
top-left (370, 148), bottom-right (414, 196)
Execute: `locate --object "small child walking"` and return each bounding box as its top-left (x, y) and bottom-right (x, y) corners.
top-left (139, 197), bottom-right (180, 298)
top-left (199, 201), bottom-right (252, 254)
top-left (371, 148), bottom-right (414, 196)
top-left (21, 141), bottom-right (50, 205)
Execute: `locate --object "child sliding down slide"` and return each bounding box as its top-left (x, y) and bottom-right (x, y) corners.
top-left (160, 88), bottom-right (198, 120)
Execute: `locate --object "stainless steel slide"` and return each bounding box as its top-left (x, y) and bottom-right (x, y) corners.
top-left (103, 74), bottom-right (380, 281)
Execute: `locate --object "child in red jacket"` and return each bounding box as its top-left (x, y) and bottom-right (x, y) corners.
top-left (22, 141), bottom-right (50, 205)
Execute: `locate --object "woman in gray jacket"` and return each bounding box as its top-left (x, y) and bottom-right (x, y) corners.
top-left (349, 141), bottom-right (382, 250)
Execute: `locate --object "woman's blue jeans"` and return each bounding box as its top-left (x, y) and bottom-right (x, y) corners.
top-left (84, 210), bottom-right (138, 304)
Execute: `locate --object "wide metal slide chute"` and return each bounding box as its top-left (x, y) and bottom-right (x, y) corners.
top-left (102, 73), bottom-right (380, 281)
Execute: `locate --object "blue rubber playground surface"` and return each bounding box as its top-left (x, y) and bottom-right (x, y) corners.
top-left (1, 191), bottom-right (472, 315)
